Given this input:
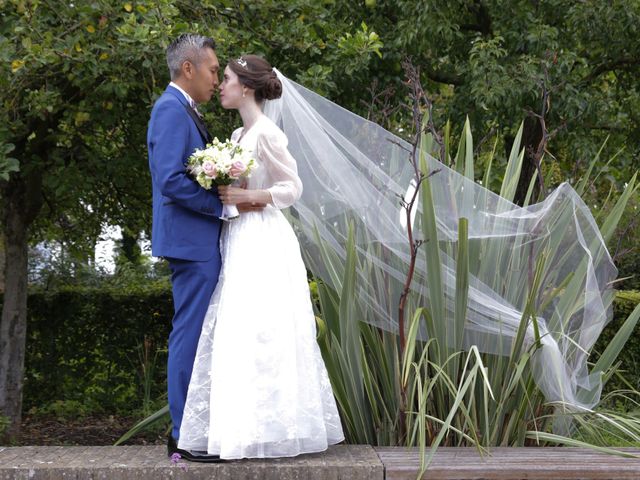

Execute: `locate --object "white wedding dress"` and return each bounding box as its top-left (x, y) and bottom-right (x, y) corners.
top-left (177, 114), bottom-right (345, 459)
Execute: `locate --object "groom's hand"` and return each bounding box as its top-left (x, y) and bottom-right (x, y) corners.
top-left (218, 185), bottom-right (268, 212)
top-left (237, 202), bottom-right (266, 212)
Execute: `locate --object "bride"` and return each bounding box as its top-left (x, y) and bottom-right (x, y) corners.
top-left (177, 55), bottom-right (345, 459)
top-left (179, 52), bottom-right (616, 458)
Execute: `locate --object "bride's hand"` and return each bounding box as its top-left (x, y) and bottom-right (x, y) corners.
top-left (217, 185), bottom-right (249, 205)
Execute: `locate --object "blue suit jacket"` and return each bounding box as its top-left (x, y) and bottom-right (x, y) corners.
top-left (148, 85), bottom-right (223, 261)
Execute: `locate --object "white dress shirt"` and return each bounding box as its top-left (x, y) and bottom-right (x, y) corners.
top-left (169, 81), bottom-right (197, 109)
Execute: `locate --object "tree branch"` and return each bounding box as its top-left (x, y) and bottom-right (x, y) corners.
top-left (461, 0), bottom-right (492, 36)
top-left (423, 66), bottom-right (464, 86)
top-left (581, 57), bottom-right (640, 85)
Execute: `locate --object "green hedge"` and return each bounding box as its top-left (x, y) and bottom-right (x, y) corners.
top-left (22, 283), bottom-right (174, 415)
top-left (0, 286), bottom-right (638, 415)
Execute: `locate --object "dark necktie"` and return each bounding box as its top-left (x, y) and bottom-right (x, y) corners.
top-left (189, 100), bottom-right (203, 119)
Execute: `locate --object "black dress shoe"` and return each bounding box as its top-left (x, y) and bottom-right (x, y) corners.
top-left (167, 435), bottom-right (225, 463)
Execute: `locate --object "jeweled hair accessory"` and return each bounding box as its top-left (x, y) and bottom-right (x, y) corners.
top-left (236, 57), bottom-right (248, 69)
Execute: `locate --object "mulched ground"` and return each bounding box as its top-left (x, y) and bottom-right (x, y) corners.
top-left (12, 414), bottom-right (167, 446)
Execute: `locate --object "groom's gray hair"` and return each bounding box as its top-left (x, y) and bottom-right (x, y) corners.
top-left (166, 33), bottom-right (216, 80)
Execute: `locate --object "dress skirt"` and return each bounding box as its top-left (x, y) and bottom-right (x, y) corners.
top-left (177, 206), bottom-right (345, 459)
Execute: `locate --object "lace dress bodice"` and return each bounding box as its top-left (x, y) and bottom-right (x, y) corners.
top-left (231, 115), bottom-right (303, 209)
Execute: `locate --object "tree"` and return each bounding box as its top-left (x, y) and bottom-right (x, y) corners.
top-left (0, 228), bottom-right (4, 292)
top-left (0, 0), bottom-right (382, 439)
top-left (1, 0), bottom-right (154, 438)
top-left (330, 0), bottom-right (640, 197)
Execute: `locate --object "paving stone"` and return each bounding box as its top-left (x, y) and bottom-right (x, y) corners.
top-left (0, 445), bottom-right (383, 480)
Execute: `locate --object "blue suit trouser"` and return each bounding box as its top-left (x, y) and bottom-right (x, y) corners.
top-left (167, 255), bottom-right (220, 441)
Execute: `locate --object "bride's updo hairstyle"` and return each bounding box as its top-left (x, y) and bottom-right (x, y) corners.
top-left (229, 55), bottom-right (282, 102)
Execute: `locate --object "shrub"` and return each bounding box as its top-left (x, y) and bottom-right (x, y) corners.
top-left (17, 282), bottom-right (173, 415)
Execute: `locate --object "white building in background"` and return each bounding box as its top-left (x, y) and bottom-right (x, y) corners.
top-left (94, 224), bottom-right (122, 274)
top-left (95, 224), bottom-right (155, 273)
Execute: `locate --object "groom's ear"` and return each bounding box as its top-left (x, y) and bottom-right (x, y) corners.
top-left (181, 60), bottom-right (196, 80)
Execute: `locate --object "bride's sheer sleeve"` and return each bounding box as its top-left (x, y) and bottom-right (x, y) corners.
top-left (257, 128), bottom-right (303, 209)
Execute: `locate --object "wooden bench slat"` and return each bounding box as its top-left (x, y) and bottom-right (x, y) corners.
top-left (375, 447), bottom-right (640, 479)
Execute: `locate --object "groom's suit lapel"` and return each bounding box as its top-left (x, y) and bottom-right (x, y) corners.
top-left (166, 86), bottom-right (212, 144)
top-left (183, 104), bottom-right (213, 144)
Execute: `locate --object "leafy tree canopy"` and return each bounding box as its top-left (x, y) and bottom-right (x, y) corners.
top-left (336, 0), bottom-right (640, 188)
top-left (1, 0), bottom-right (382, 252)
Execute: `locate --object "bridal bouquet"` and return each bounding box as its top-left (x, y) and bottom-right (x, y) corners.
top-left (187, 138), bottom-right (257, 220)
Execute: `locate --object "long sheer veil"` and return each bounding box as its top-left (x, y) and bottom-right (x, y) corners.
top-left (263, 69), bottom-right (617, 414)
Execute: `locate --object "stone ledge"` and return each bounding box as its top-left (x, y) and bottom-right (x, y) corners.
top-left (0, 445), bottom-right (383, 480)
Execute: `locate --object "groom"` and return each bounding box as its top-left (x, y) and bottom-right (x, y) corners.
top-left (147, 34), bottom-right (227, 462)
